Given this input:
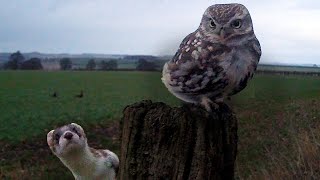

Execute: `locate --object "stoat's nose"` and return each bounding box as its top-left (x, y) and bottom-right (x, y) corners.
top-left (64, 132), bottom-right (73, 140)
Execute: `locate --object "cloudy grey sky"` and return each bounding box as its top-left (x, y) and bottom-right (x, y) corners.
top-left (0, 0), bottom-right (320, 64)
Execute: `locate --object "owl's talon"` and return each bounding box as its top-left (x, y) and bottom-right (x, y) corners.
top-left (211, 102), bottom-right (219, 110)
top-left (200, 96), bottom-right (217, 112)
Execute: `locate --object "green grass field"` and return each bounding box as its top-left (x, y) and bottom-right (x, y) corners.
top-left (0, 71), bottom-right (319, 179)
top-left (0, 71), bottom-right (179, 142)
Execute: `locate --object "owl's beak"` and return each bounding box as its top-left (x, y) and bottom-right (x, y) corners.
top-left (219, 27), bottom-right (232, 39)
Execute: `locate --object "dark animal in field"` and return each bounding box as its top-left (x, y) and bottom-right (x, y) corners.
top-left (51, 91), bottom-right (57, 98)
top-left (75, 90), bottom-right (84, 98)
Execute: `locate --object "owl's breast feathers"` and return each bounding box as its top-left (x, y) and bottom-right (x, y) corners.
top-left (162, 31), bottom-right (261, 102)
top-left (229, 37), bottom-right (261, 95)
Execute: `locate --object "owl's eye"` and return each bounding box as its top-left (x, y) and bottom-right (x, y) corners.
top-left (209, 19), bottom-right (216, 29)
top-left (231, 19), bottom-right (242, 29)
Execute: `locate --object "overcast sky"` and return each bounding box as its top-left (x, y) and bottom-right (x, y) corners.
top-left (0, 0), bottom-right (320, 64)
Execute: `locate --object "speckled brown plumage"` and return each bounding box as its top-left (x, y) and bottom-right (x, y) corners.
top-left (162, 3), bottom-right (261, 111)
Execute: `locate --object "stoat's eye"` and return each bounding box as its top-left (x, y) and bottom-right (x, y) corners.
top-left (72, 127), bottom-right (81, 137)
top-left (55, 134), bottom-right (60, 141)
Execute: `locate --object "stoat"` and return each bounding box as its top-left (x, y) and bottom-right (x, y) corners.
top-left (47, 123), bottom-right (119, 180)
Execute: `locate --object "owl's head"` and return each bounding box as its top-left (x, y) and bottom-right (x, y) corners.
top-left (199, 3), bottom-right (254, 43)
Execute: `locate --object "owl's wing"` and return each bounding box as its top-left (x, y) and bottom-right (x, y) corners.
top-left (165, 32), bottom-right (230, 96)
top-left (252, 37), bottom-right (262, 59)
top-left (172, 32), bottom-right (231, 64)
top-left (171, 32), bottom-right (198, 64)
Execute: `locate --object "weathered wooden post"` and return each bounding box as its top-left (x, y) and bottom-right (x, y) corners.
top-left (119, 100), bottom-right (237, 180)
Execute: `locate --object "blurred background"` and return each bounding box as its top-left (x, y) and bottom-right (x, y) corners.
top-left (0, 0), bottom-right (319, 179)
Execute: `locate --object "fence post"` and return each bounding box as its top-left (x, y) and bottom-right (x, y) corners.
top-left (119, 100), bottom-right (238, 180)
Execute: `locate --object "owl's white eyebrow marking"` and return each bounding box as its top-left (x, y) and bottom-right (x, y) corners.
top-left (208, 14), bottom-right (216, 22)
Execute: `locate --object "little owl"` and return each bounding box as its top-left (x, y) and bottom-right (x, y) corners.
top-left (162, 3), bottom-right (261, 111)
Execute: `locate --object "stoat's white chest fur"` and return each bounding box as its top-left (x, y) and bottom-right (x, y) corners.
top-left (60, 146), bottom-right (118, 180)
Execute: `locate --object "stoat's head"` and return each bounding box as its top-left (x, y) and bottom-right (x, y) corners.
top-left (47, 123), bottom-right (87, 157)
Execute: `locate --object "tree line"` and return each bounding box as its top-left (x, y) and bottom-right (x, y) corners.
top-left (3, 51), bottom-right (43, 70)
top-left (60, 58), bottom-right (118, 70)
top-left (2, 51), bottom-right (161, 71)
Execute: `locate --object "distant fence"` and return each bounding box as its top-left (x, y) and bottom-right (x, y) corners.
top-left (256, 70), bottom-right (320, 76)
top-left (6, 68), bottom-right (320, 77)
top-left (57, 69), bottom-right (320, 76)
top-left (72, 68), bottom-right (160, 72)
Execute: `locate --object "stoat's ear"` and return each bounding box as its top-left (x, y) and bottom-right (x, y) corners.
top-left (47, 130), bottom-right (54, 149)
top-left (47, 130), bottom-right (55, 149)
top-left (71, 123), bottom-right (84, 132)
